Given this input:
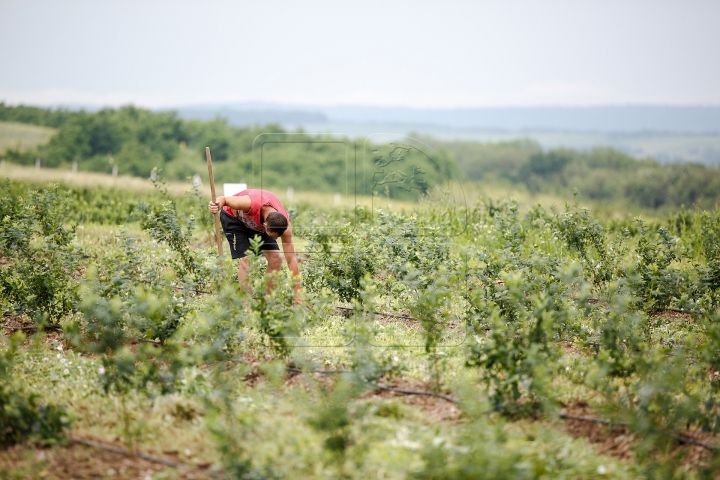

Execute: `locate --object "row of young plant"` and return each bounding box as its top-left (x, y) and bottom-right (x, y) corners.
top-left (293, 192), bottom-right (720, 474)
top-left (1, 178), bottom-right (720, 476)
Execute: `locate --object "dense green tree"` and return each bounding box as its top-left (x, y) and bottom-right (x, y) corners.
top-left (0, 102), bottom-right (78, 128)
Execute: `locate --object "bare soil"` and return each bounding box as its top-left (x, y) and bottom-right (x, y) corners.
top-left (0, 438), bottom-right (214, 480)
top-left (561, 401), bottom-right (635, 461)
top-left (560, 400), bottom-right (718, 468)
top-left (2, 314), bottom-right (65, 348)
top-left (361, 378), bottom-right (462, 422)
top-left (649, 310), bottom-right (695, 322)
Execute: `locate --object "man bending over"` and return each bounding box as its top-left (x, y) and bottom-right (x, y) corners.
top-left (208, 189), bottom-right (301, 299)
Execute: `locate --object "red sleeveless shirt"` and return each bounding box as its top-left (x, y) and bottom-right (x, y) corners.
top-left (223, 189), bottom-right (289, 232)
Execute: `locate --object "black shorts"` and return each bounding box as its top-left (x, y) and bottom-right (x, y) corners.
top-left (220, 210), bottom-right (279, 259)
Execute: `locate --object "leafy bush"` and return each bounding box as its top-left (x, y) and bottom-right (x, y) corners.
top-left (404, 267), bottom-right (455, 390)
top-left (303, 222), bottom-right (377, 302)
top-left (140, 173), bottom-right (210, 286)
top-left (245, 237), bottom-right (305, 359)
top-left (305, 374), bottom-right (366, 478)
top-left (0, 334), bottom-right (70, 448)
top-left (698, 210), bottom-right (720, 307)
top-left (0, 181), bottom-right (82, 326)
top-left (586, 288), bottom-right (647, 378)
top-left (629, 220), bottom-right (689, 311)
top-left (467, 272), bottom-right (565, 415)
top-left (552, 196), bottom-right (617, 286)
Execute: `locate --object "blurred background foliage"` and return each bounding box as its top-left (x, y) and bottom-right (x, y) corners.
top-left (2, 102), bottom-right (719, 209)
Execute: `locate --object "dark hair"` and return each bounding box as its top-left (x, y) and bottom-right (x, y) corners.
top-left (265, 211), bottom-right (288, 236)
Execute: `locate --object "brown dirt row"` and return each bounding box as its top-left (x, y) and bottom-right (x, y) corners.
top-left (0, 438), bottom-right (214, 480)
top-left (559, 400), bottom-right (718, 468)
top-left (360, 378), bottom-right (462, 422)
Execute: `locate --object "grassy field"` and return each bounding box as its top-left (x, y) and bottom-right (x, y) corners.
top-left (0, 231), bottom-right (639, 479)
top-left (0, 163), bottom-right (192, 195)
top-left (0, 162), bottom-right (643, 219)
top-left (1, 174), bottom-right (719, 479)
top-left (0, 121), bottom-right (57, 153)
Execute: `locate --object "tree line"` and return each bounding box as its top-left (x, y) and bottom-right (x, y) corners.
top-left (2, 102), bottom-right (720, 209)
top-left (425, 135), bottom-right (720, 211)
top-left (0, 103), bottom-right (457, 202)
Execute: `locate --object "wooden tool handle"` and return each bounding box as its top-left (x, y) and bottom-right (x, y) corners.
top-left (206, 147), bottom-right (224, 256)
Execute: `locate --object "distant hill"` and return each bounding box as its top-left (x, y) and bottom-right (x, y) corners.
top-left (173, 106), bottom-right (327, 126)
top-left (174, 104), bottom-right (720, 134)
top-left (172, 104), bottom-right (720, 165)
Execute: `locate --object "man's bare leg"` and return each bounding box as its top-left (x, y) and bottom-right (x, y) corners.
top-left (263, 251), bottom-right (283, 273)
top-left (238, 252), bottom-right (283, 292)
top-left (238, 257), bottom-right (250, 292)
top-left (263, 250), bottom-right (283, 292)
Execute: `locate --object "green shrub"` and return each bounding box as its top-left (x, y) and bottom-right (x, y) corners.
top-left (0, 181), bottom-right (82, 326)
top-left (467, 273), bottom-right (563, 416)
top-left (629, 220), bottom-right (688, 311)
top-left (0, 334), bottom-right (70, 448)
top-left (246, 237), bottom-right (305, 359)
top-left (140, 172), bottom-right (210, 286)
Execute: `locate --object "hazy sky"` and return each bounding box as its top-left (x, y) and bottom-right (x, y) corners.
top-left (1, 0), bottom-right (719, 109)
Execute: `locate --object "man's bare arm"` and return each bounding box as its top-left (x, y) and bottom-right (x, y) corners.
top-left (280, 226), bottom-right (302, 298)
top-left (208, 195), bottom-right (251, 214)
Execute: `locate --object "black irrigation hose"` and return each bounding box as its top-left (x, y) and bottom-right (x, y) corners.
top-left (650, 307), bottom-right (705, 316)
top-left (673, 433), bottom-right (719, 452)
top-left (335, 306), bottom-right (417, 322)
top-left (1, 323), bottom-right (63, 333)
top-left (368, 382), bottom-right (460, 405)
top-left (133, 278), bottom-right (212, 295)
top-left (151, 283), bottom-right (708, 324)
top-left (581, 299), bottom-right (704, 316)
top-left (69, 435), bottom-right (219, 474)
top-left (283, 367), bottom-right (460, 404)
top-left (151, 281), bottom-right (213, 295)
top-left (286, 367), bottom-right (352, 374)
top-left (334, 306), bottom-right (463, 327)
top-left (558, 414), bottom-right (718, 453)
top-left (110, 272), bottom-right (717, 321)
top-left (559, 413), bottom-right (619, 425)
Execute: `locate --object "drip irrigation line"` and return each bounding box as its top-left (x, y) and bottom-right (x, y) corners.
top-left (557, 339), bottom-right (600, 347)
top-left (154, 281), bottom-right (213, 295)
top-left (69, 435), bottom-right (219, 475)
top-left (559, 413), bottom-right (618, 425)
top-left (578, 298), bottom-right (704, 317)
top-left (135, 278), bottom-right (213, 295)
top-left (335, 306), bottom-right (417, 321)
top-left (369, 382), bottom-right (460, 405)
top-left (282, 367), bottom-right (459, 404)
top-left (3, 325), bottom-right (44, 332)
top-left (334, 306), bottom-right (466, 328)
top-left (558, 414), bottom-right (718, 452)
top-left (650, 308), bottom-right (704, 316)
top-left (673, 433), bottom-right (719, 452)
top-left (2, 323), bottom-right (63, 333)
top-left (286, 367), bottom-right (352, 374)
